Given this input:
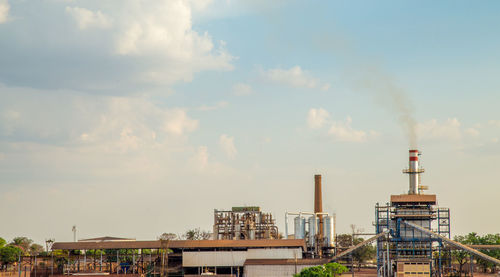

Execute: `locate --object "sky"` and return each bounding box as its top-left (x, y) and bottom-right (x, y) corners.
top-left (0, 0), bottom-right (499, 245)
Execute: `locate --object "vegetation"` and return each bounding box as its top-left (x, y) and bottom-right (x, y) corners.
top-left (0, 245), bottom-right (22, 270)
top-left (294, 262), bottom-right (348, 277)
top-left (1, 230), bottom-right (498, 275)
top-left (451, 232), bottom-right (500, 275)
top-left (182, 228), bottom-right (211, 240)
top-left (158, 233), bottom-right (178, 240)
top-left (451, 235), bottom-right (470, 276)
top-left (0, 236), bottom-right (47, 270)
top-left (336, 234), bottom-right (376, 270)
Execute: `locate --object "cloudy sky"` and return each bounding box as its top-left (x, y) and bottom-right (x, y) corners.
top-left (1, 0), bottom-right (499, 244)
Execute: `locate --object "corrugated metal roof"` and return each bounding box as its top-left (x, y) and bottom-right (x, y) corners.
top-left (52, 239), bottom-right (306, 250)
top-left (390, 194), bottom-right (436, 203)
top-left (78, 236), bottom-right (135, 242)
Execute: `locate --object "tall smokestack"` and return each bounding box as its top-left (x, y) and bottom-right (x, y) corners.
top-left (407, 149), bottom-right (421, 194)
top-left (314, 174), bottom-right (323, 239)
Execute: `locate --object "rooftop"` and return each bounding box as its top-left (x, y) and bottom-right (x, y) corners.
top-left (52, 239), bottom-right (306, 251)
top-left (390, 194), bottom-right (437, 204)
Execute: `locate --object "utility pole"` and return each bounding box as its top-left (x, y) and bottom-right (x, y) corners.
top-left (72, 226), bottom-right (77, 242)
top-left (160, 239), bottom-right (169, 277)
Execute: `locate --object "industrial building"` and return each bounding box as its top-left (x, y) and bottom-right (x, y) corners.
top-left (213, 206), bottom-right (279, 240)
top-left (47, 150), bottom-right (500, 277)
top-left (51, 238), bottom-right (311, 276)
top-left (285, 174), bottom-right (335, 257)
top-left (370, 150), bottom-right (500, 277)
top-left (50, 174), bottom-right (335, 277)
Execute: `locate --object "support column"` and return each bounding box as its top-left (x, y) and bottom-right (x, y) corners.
top-left (470, 255), bottom-right (474, 277)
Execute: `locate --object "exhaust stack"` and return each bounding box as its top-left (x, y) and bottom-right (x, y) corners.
top-left (314, 174), bottom-right (323, 238)
top-left (404, 149), bottom-right (425, 194)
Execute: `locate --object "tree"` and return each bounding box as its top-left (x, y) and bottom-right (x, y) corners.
top-left (451, 232), bottom-right (500, 274)
top-left (451, 235), bottom-right (469, 276)
top-left (0, 237), bottom-right (6, 248)
top-left (294, 262), bottom-right (348, 277)
top-left (0, 245), bottom-right (22, 270)
top-left (158, 233), bottom-right (178, 240)
top-left (335, 234), bottom-right (375, 270)
top-left (183, 228), bottom-right (211, 240)
top-left (351, 239), bottom-right (375, 270)
top-left (10, 237), bottom-right (33, 254)
top-left (30, 244), bottom-right (45, 255)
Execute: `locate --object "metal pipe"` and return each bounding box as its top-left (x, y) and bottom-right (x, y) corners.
top-left (287, 212), bottom-right (328, 216)
top-left (386, 237), bottom-right (390, 277)
top-left (285, 212), bottom-right (289, 239)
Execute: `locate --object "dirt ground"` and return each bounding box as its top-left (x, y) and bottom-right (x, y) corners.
top-left (339, 268), bottom-right (500, 277)
top-left (340, 268), bottom-right (377, 277)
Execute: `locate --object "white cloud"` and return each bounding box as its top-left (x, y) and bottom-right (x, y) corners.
top-left (416, 118), bottom-right (462, 141)
top-left (219, 134), bottom-right (237, 159)
top-left (0, 0), bottom-right (9, 23)
top-left (232, 83), bottom-right (253, 96)
top-left (307, 108), bottom-right (330, 129)
top-left (78, 97), bottom-right (199, 153)
top-left (328, 116), bottom-right (375, 142)
top-left (163, 108), bottom-right (199, 135)
top-left (264, 66), bottom-right (330, 90)
top-left (112, 0), bottom-right (234, 84)
top-left (306, 108), bottom-right (378, 142)
top-left (464, 127), bottom-right (480, 137)
top-left (488, 120), bottom-right (500, 128)
top-left (198, 101), bottom-right (229, 111)
top-left (194, 146), bottom-right (209, 169)
top-left (66, 6), bottom-right (112, 30)
top-left (0, 1), bottom-right (234, 90)
top-left (0, 86), bottom-right (199, 154)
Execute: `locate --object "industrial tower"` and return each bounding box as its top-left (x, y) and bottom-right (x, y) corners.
top-left (375, 150), bottom-right (451, 277)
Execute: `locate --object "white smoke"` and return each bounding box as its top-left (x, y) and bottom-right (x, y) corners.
top-left (356, 67), bottom-right (418, 148)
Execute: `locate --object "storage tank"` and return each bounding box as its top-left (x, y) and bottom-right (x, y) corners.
top-left (248, 228), bottom-right (256, 240)
top-left (234, 223), bottom-right (241, 240)
top-left (323, 216), bottom-right (334, 247)
top-left (308, 216), bottom-right (317, 247)
top-left (294, 216), bottom-right (306, 239)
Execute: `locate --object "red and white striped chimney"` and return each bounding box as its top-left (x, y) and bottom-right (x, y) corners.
top-left (408, 149), bottom-right (419, 194)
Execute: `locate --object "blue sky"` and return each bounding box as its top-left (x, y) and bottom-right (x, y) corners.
top-left (0, 0), bottom-right (499, 244)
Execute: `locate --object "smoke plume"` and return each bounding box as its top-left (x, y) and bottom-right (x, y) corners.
top-left (353, 66), bottom-right (418, 148)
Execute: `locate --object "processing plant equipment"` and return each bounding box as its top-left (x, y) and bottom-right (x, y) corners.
top-left (213, 206), bottom-right (279, 240)
top-left (375, 150), bottom-right (451, 277)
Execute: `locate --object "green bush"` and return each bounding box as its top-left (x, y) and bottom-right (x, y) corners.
top-left (294, 262), bottom-right (348, 277)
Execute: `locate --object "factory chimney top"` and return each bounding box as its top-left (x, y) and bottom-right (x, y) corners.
top-left (403, 149), bottom-right (425, 194)
top-left (314, 174), bottom-right (322, 214)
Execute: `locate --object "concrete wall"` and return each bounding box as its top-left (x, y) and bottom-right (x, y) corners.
top-left (182, 251), bottom-right (247, 267)
top-left (182, 248), bottom-right (302, 267)
top-left (246, 249), bottom-right (302, 260)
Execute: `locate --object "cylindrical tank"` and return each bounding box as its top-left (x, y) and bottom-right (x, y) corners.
top-left (294, 216), bottom-right (306, 239)
top-left (308, 216), bottom-right (317, 247)
top-left (248, 229), bottom-right (255, 240)
top-left (234, 223), bottom-right (241, 240)
top-left (248, 221), bottom-right (256, 240)
top-left (323, 216), bottom-right (334, 247)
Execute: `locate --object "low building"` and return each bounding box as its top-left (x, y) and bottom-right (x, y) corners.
top-left (52, 239), bottom-right (310, 277)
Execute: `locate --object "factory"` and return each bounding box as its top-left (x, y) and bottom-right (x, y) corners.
top-left (50, 174), bottom-right (334, 276)
top-left (375, 149), bottom-right (450, 277)
top-left (48, 149), bottom-right (500, 277)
